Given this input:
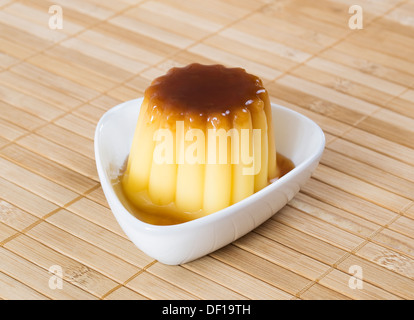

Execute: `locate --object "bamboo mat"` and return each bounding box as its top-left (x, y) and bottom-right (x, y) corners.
top-left (0, 0), bottom-right (413, 300)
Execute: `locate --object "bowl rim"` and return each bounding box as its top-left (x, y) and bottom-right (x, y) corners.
top-left (95, 98), bottom-right (325, 233)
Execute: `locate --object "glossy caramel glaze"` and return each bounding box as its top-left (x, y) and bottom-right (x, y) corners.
top-left (145, 63), bottom-right (267, 118)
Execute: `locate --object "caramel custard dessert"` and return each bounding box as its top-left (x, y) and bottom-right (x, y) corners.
top-left (116, 63), bottom-right (294, 225)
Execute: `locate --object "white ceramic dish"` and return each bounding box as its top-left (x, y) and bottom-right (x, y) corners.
top-left (94, 98), bottom-right (325, 265)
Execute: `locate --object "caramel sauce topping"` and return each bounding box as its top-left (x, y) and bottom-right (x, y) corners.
top-left (145, 63), bottom-right (267, 116)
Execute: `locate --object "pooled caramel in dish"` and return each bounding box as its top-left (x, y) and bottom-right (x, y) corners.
top-left (118, 63), bottom-right (294, 225)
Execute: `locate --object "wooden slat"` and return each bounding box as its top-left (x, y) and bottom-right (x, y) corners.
top-left (189, 43), bottom-right (282, 81)
top-left (318, 268), bottom-right (403, 300)
top-left (301, 179), bottom-right (399, 226)
top-left (235, 232), bottom-right (331, 281)
top-left (312, 164), bottom-right (411, 213)
top-left (36, 123), bottom-right (95, 158)
top-left (319, 43), bottom-right (414, 87)
top-left (152, 0), bottom-right (251, 26)
top-left (89, 95), bottom-right (123, 111)
top-left (0, 21), bottom-right (52, 53)
top-left (290, 63), bottom-right (401, 107)
top-left (3, 2), bottom-right (82, 36)
top-left (347, 23), bottom-right (414, 63)
top-left (126, 271), bottom-right (198, 300)
top-left (321, 149), bottom-right (414, 200)
top-left (106, 85), bottom-right (145, 103)
top-left (10, 62), bottom-right (100, 102)
top-left (184, 255), bottom-right (293, 299)
top-left (0, 144), bottom-right (97, 194)
top-left (103, 286), bottom-right (148, 300)
top-left (356, 110), bottom-right (414, 149)
top-left (78, 29), bottom-right (165, 65)
top-left (211, 245), bottom-right (312, 296)
top-left (371, 227), bottom-right (414, 260)
top-left (0, 117), bottom-right (27, 141)
top-left (16, 134), bottom-right (98, 181)
top-left (128, 3), bottom-right (220, 37)
top-left (204, 33), bottom-right (302, 72)
top-left (404, 204), bottom-right (414, 220)
top-left (277, 75), bottom-right (380, 116)
top-left (0, 247), bottom-right (97, 299)
top-left (0, 271), bottom-right (48, 300)
top-left (0, 222), bottom-right (17, 243)
top-left (388, 215), bottom-right (414, 239)
top-left (290, 193), bottom-right (380, 239)
top-left (85, 186), bottom-right (110, 208)
top-left (60, 38), bottom-right (148, 74)
top-left (337, 254), bottom-right (414, 299)
top-left (356, 241), bottom-right (414, 280)
top-left (0, 176), bottom-right (58, 218)
top-left (48, 0), bottom-right (117, 20)
top-left (0, 84), bottom-right (65, 121)
top-left (25, 221), bottom-right (140, 284)
top-left (274, 205), bottom-right (365, 252)
top-left (109, 15), bottom-right (194, 50)
top-left (0, 52), bottom-right (18, 69)
top-left (0, 10), bottom-right (66, 44)
top-left (232, 13), bottom-right (338, 55)
top-left (0, 200), bottom-right (38, 232)
top-left (73, 104), bottom-right (107, 124)
top-left (0, 157), bottom-right (79, 206)
top-left (257, 217), bottom-right (346, 265)
top-left (65, 197), bottom-right (126, 237)
top-left (0, 100), bottom-right (46, 131)
top-left (46, 209), bottom-right (153, 267)
top-left (300, 283), bottom-right (351, 300)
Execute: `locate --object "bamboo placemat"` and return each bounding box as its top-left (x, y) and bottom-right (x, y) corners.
top-left (0, 0), bottom-right (413, 300)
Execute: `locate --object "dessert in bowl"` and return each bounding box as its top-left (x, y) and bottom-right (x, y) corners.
top-left (95, 64), bottom-right (325, 265)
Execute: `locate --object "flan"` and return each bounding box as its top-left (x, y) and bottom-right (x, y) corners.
top-left (121, 63), bottom-right (281, 225)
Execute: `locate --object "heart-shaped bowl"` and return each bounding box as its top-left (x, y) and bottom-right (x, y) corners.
top-left (95, 98), bottom-right (325, 265)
